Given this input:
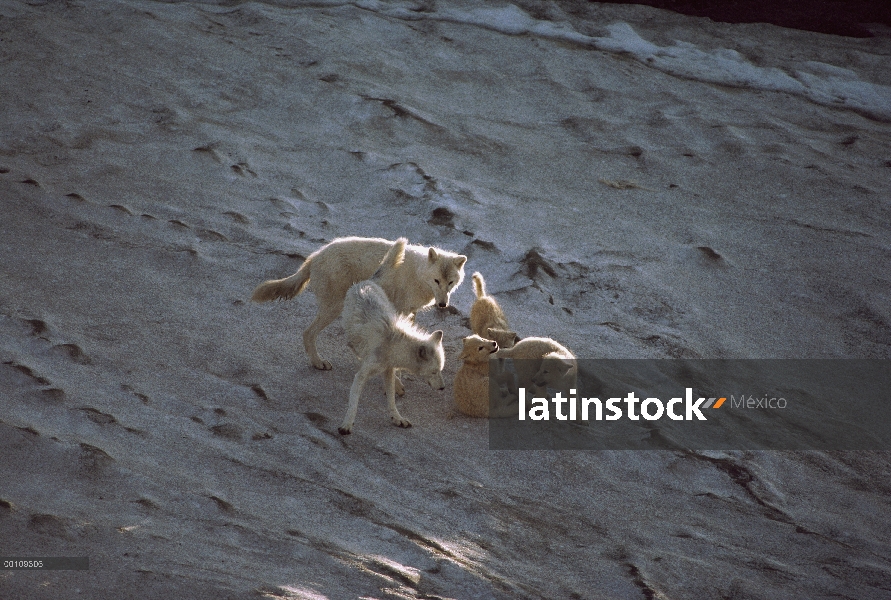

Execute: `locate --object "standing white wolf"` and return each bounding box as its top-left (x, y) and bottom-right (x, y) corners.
top-left (338, 238), bottom-right (446, 435)
top-left (251, 236), bottom-right (466, 371)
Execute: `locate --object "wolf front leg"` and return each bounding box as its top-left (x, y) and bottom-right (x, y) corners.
top-left (385, 367), bottom-right (412, 428)
top-left (339, 362), bottom-right (379, 435)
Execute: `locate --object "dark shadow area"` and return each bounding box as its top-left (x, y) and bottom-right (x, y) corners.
top-left (591, 0), bottom-right (891, 38)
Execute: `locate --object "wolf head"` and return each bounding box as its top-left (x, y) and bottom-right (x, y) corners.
top-left (486, 327), bottom-right (520, 349)
top-left (415, 330), bottom-right (446, 390)
top-left (459, 334), bottom-right (499, 363)
top-left (426, 247), bottom-right (467, 309)
top-left (531, 353), bottom-right (576, 389)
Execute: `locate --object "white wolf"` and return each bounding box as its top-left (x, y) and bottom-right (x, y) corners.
top-left (252, 236), bottom-right (466, 371)
top-left (338, 238), bottom-right (446, 435)
top-left (494, 337), bottom-right (577, 399)
top-left (454, 334), bottom-right (518, 418)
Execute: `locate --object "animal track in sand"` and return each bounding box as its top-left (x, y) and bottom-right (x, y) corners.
top-left (52, 342), bottom-right (91, 364)
top-left (210, 423), bottom-right (244, 441)
top-left (686, 245), bottom-right (728, 269)
top-left (78, 407), bottom-right (117, 425)
top-left (79, 442), bottom-right (114, 476)
top-left (303, 411), bottom-right (348, 445)
top-left (250, 384), bottom-right (268, 401)
top-left (639, 333), bottom-right (701, 358)
top-left (192, 144), bottom-right (222, 163)
top-left (696, 246), bottom-right (723, 261)
top-left (270, 193), bottom-right (330, 220)
top-left (625, 561), bottom-right (661, 600)
top-left (20, 178), bottom-right (40, 187)
top-left (65, 192), bottom-right (86, 201)
top-left (121, 384), bottom-right (150, 404)
top-left (304, 411), bottom-right (328, 426)
top-left (41, 388), bottom-right (66, 402)
top-left (361, 95), bottom-right (433, 124)
top-left (520, 248), bottom-right (558, 280)
top-left (24, 318), bottom-right (49, 338)
top-left (66, 220), bottom-right (118, 242)
top-left (209, 495), bottom-right (236, 514)
top-left (134, 497), bottom-right (160, 511)
top-left (28, 513), bottom-right (67, 538)
top-left (428, 206), bottom-right (455, 228)
top-left (223, 210), bottom-right (250, 224)
top-left (109, 204), bottom-right (133, 215)
top-left (0, 167), bottom-right (9, 174)
top-left (230, 162), bottom-right (257, 177)
top-left (470, 239), bottom-right (497, 252)
top-left (599, 178), bottom-right (653, 191)
top-left (196, 228), bottom-right (229, 242)
top-left (3, 360), bottom-right (51, 386)
top-left (383, 161), bottom-right (438, 194)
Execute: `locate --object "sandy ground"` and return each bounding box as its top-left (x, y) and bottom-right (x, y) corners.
top-left (1, 0), bottom-right (891, 598)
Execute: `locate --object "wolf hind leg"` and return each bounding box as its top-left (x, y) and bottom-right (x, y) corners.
top-left (303, 297), bottom-right (344, 370)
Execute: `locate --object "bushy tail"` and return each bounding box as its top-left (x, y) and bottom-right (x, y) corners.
top-left (371, 238), bottom-right (407, 281)
top-left (251, 257), bottom-right (313, 302)
top-left (472, 272), bottom-right (486, 298)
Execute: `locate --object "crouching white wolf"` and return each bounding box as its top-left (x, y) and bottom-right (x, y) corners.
top-left (338, 238), bottom-right (446, 435)
top-left (494, 337), bottom-right (577, 399)
top-left (252, 236), bottom-right (466, 371)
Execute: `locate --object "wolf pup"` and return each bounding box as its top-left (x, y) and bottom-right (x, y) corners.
top-left (494, 337), bottom-right (577, 399)
top-left (454, 334), bottom-right (518, 418)
top-left (469, 272), bottom-right (519, 349)
top-left (338, 239), bottom-right (446, 435)
top-left (252, 236), bottom-right (466, 371)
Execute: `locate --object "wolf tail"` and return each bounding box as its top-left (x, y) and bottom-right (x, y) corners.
top-left (472, 272), bottom-right (486, 298)
top-left (251, 256), bottom-right (313, 302)
top-left (371, 238), bottom-right (407, 280)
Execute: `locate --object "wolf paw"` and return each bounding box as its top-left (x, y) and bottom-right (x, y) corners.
top-left (312, 359), bottom-right (333, 371)
top-left (338, 425), bottom-right (352, 435)
top-left (391, 417), bottom-right (412, 428)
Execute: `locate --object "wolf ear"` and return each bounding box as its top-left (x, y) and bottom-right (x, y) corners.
top-left (430, 330), bottom-right (444, 343)
top-left (428, 247), bottom-right (438, 262)
top-left (455, 255), bottom-right (467, 268)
